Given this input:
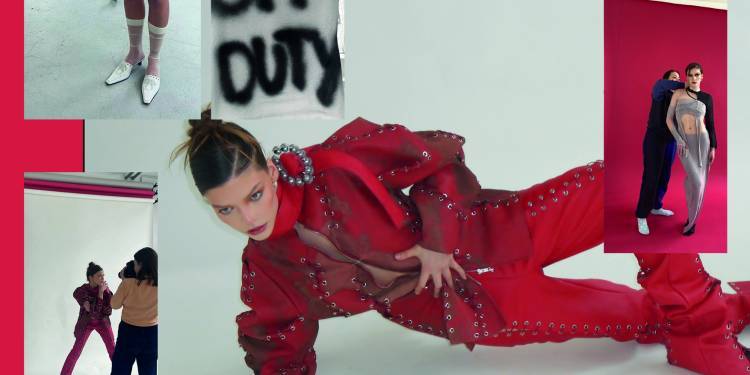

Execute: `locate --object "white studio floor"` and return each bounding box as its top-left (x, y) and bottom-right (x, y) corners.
top-left (24, 0), bottom-right (201, 119)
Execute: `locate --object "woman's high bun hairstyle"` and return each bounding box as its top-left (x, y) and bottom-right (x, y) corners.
top-left (172, 107), bottom-right (267, 195)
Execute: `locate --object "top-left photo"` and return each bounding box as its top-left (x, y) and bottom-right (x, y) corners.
top-left (24, 0), bottom-right (201, 119)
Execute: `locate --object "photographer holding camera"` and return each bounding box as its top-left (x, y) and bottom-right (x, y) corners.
top-left (110, 247), bottom-right (158, 375)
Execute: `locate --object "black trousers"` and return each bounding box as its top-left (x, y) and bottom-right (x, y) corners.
top-left (111, 321), bottom-right (158, 375)
top-left (635, 126), bottom-right (677, 218)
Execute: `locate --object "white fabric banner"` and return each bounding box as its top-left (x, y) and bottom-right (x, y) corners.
top-left (212, 0), bottom-right (344, 119)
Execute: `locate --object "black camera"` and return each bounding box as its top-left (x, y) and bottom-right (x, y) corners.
top-left (119, 260), bottom-right (137, 279)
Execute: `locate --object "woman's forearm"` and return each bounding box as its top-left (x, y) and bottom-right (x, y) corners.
top-left (666, 120), bottom-right (685, 146)
top-left (110, 281), bottom-right (128, 310)
top-left (665, 98), bottom-right (686, 146)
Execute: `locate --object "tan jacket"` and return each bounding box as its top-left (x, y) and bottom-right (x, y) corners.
top-left (111, 278), bottom-right (158, 327)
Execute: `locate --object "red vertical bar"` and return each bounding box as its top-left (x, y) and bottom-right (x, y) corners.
top-left (3, 1), bottom-right (85, 372)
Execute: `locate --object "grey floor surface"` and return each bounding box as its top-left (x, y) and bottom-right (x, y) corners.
top-left (24, 0), bottom-right (201, 119)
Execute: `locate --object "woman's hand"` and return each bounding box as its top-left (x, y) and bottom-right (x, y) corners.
top-left (708, 147), bottom-right (716, 165)
top-left (678, 143), bottom-right (689, 158)
top-left (394, 244), bottom-right (466, 297)
top-left (83, 301), bottom-right (91, 312)
top-left (98, 280), bottom-right (109, 294)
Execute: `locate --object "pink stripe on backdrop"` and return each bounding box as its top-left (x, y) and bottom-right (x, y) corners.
top-left (24, 179), bottom-right (155, 199)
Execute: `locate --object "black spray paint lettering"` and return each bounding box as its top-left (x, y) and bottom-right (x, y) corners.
top-left (212, 0), bottom-right (308, 18)
top-left (217, 28), bottom-right (341, 107)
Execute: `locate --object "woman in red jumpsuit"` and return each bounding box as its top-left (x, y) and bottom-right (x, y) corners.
top-left (174, 115), bottom-right (749, 375)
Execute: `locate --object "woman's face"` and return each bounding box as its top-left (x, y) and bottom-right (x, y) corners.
top-left (204, 160), bottom-right (279, 241)
top-left (88, 270), bottom-right (104, 286)
top-left (668, 71), bottom-right (680, 81)
top-left (687, 68), bottom-right (703, 88)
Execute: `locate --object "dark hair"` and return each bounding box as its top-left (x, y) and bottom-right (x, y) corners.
top-left (685, 62), bottom-right (703, 76)
top-left (172, 108), bottom-right (267, 195)
top-left (86, 262), bottom-right (102, 280)
top-left (662, 69), bottom-right (678, 80)
top-left (134, 247), bottom-right (158, 287)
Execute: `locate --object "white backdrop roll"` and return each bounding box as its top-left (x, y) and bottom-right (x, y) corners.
top-left (24, 190), bottom-right (155, 375)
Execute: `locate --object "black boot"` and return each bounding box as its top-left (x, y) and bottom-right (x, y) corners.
top-left (683, 220), bottom-right (696, 236)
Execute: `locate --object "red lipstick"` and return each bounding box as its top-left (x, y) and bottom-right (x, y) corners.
top-left (248, 224), bottom-right (267, 236)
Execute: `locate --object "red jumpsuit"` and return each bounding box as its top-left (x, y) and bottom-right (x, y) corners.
top-left (235, 118), bottom-right (749, 374)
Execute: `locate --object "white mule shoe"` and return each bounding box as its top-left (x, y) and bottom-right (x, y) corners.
top-left (105, 59), bottom-right (142, 85)
top-left (141, 74), bottom-right (160, 104)
top-left (637, 218), bottom-right (650, 235)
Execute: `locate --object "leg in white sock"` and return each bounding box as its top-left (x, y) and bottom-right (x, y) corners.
top-left (125, 18), bottom-right (145, 64)
top-left (141, 23), bottom-right (165, 103)
top-left (146, 23), bottom-right (166, 77)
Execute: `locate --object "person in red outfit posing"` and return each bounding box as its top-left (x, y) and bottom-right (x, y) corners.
top-left (60, 262), bottom-right (115, 375)
top-left (173, 113), bottom-right (749, 375)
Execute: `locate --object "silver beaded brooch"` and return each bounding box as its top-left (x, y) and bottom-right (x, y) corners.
top-left (271, 144), bottom-right (314, 186)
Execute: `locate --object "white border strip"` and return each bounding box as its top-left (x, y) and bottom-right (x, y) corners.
top-left (649, 0), bottom-right (727, 10)
top-left (24, 189), bottom-right (156, 204)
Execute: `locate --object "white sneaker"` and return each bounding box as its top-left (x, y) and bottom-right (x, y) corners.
top-left (650, 208), bottom-right (674, 216)
top-left (141, 74), bottom-right (160, 104)
top-left (637, 218), bottom-right (650, 235)
top-left (105, 60), bottom-right (142, 85)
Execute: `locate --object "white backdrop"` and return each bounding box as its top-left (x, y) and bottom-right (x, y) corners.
top-left (24, 190), bottom-right (155, 375)
top-left (84, 0), bottom-right (750, 374)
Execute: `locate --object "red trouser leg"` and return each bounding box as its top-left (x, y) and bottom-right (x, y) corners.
top-left (476, 272), bottom-right (660, 346)
top-left (60, 325), bottom-right (94, 375)
top-left (636, 253), bottom-right (750, 374)
top-left (522, 162), bottom-right (605, 269)
top-left (93, 320), bottom-right (116, 360)
top-left (478, 162), bottom-right (660, 346)
top-left (727, 281), bottom-right (750, 335)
